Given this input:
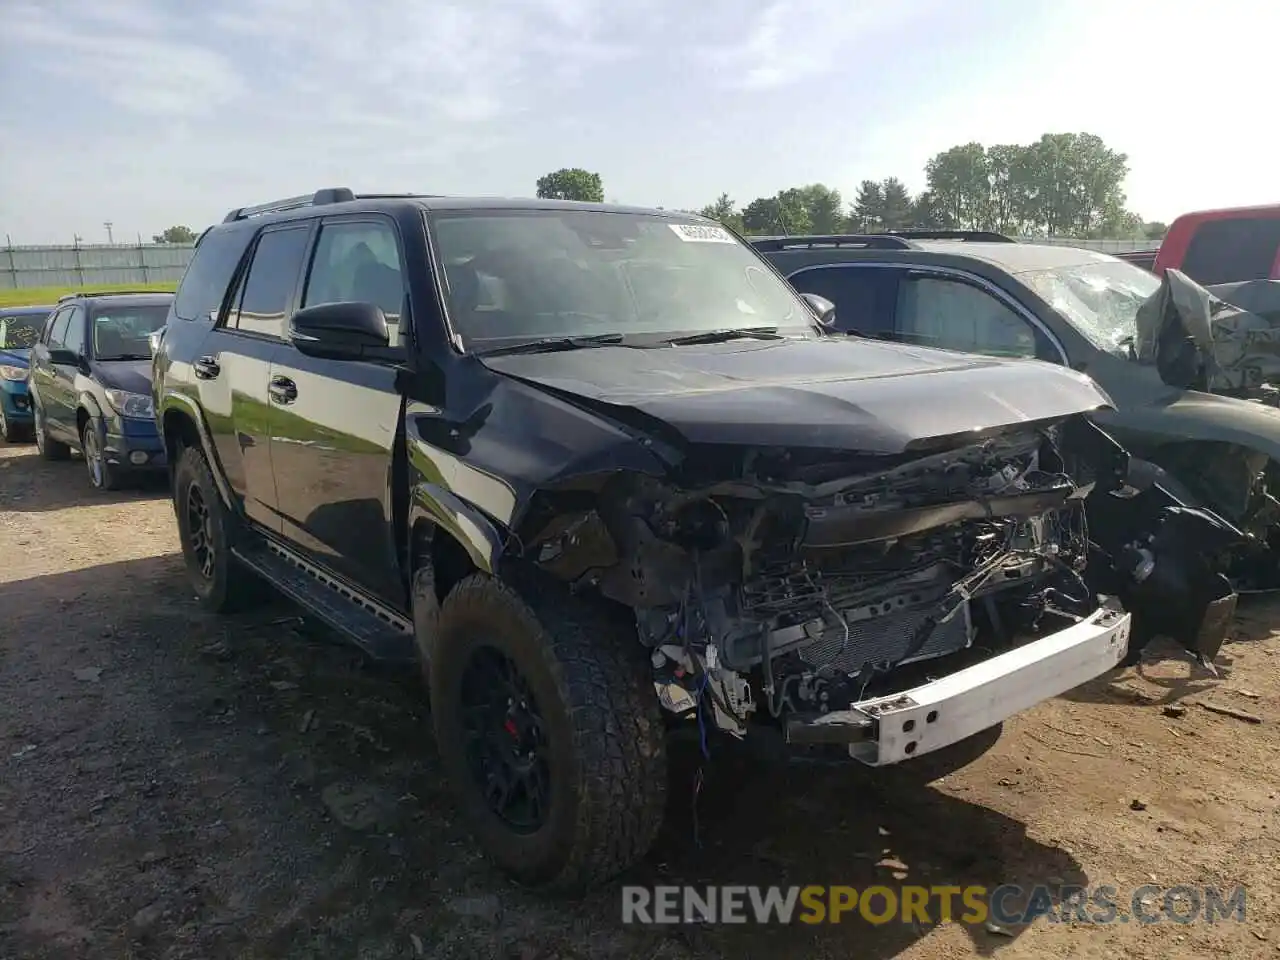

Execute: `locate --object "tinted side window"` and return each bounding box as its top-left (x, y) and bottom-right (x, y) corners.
top-left (896, 276), bottom-right (1052, 360)
top-left (302, 220), bottom-right (406, 339)
top-left (173, 227), bottom-right (255, 322)
top-left (785, 265), bottom-right (900, 337)
top-left (1182, 218), bottom-right (1280, 285)
top-left (46, 308), bottom-right (73, 347)
top-left (230, 227), bottom-right (310, 339)
top-left (62, 306), bottom-right (87, 355)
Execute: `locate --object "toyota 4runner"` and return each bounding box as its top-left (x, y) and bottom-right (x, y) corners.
top-left (154, 189), bottom-right (1236, 892)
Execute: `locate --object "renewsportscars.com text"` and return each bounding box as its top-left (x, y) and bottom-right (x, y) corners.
top-left (621, 883), bottom-right (1247, 926)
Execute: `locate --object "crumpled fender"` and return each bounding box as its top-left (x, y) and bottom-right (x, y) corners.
top-left (1092, 393), bottom-right (1280, 464)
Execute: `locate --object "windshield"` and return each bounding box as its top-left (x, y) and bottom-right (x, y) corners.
top-left (427, 210), bottom-right (815, 352)
top-left (1017, 259), bottom-right (1161, 356)
top-left (91, 304), bottom-right (169, 360)
top-left (0, 313), bottom-right (46, 351)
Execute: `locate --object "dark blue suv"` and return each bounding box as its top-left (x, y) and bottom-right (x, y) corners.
top-left (28, 291), bottom-right (173, 489)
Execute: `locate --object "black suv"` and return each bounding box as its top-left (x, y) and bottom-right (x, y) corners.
top-left (28, 291), bottom-right (172, 489)
top-left (155, 190), bottom-right (1232, 892)
top-left (752, 231), bottom-right (1280, 587)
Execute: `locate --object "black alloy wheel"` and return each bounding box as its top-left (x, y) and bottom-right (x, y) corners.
top-left (458, 645), bottom-right (552, 833)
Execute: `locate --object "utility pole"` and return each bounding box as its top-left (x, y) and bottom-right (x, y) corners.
top-left (104, 221), bottom-right (114, 243)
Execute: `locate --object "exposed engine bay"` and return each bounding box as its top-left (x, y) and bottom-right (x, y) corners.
top-left (523, 415), bottom-right (1239, 744)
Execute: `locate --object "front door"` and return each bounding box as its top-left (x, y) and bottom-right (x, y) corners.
top-left (268, 215), bottom-right (408, 605)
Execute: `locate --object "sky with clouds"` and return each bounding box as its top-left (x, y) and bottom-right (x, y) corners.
top-left (1, 0), bottom-right (1274, 244)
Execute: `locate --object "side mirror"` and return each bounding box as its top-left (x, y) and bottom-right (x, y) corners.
top-left (47, 347), bottom-right (81, 366)
top-left (289, 302), bottom-right (389, 360)
top-left (148, 326), bottom-right (166, 357)
top-left (801, 292), bottom-right (837, 329)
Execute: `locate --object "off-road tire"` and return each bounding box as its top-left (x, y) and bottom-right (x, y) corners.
top-left (173, 445), bottom-right (262, 614)
top-left (411, 565), bottom-right (441, 689)
top-left (34, 404), bottom-right (70, 460)
top-left (430, 570), bottom-right (668, 894)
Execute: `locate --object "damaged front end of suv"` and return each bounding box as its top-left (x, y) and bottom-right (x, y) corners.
top-left (504, 387), bottom-right (1237, 765)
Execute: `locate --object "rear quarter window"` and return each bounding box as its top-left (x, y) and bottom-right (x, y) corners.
top-left (1181, 217), bottom-right (1280, 285)
top-left (173, 227), bottom-right (254, 322)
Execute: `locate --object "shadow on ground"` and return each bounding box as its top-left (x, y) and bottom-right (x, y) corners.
top-left (1, 554), bottom-right (1087, 960)
top-left (0, 445), bottom-right (168, 513)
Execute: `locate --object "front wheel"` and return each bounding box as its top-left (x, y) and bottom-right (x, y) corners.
top-left (429, 572), bottom-right (668, 893)
top-left (173, 445), bottom-right (261, 613)
top-left (81, 418), bottom-right (123, 490)
top-left (0, 404), bottom-right (26, 443)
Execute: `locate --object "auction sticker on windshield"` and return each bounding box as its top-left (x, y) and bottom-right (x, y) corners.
top-left (670, 223), bottom-right (736, 243)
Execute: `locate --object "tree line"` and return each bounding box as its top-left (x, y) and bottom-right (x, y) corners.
top-left (536, 133), bottom-right (1168, 241)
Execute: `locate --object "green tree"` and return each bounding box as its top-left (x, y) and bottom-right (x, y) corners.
top-left (741, 191), bottom-right (813, 235)
top-left (795, 183), bottom-right (845, 234)
top-left (1018, 133), bottom-right (1129, 236)
top-left (986, 143), bottom-right (1034, 235)
top-left (924, 142), bottom-right (991, 229)
top-left (851, 180), bottom-right (884, 232)
top-left (153, 225), bottom-right (196, 244)
top-left (907, 191), bottom-right (951, 229)
top-left (1143, 221), bottom-right (1169, 241)
top-left (698, 193), bottom-right (745, 234)
top-left (879, 178), bottom-right (913, 230)
top-left (534, 167), bottom-right (604, 202)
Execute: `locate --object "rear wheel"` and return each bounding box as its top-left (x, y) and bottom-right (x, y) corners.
top-left (430, 571), bottom-right (667, 893)
top-left (173, 445), bottom-right (261, 613)
top-left (34, 403), bottom-right (70, 460)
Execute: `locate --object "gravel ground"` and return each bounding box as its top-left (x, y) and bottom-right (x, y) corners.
top-left (2, 439), bottom-right (1279, 960)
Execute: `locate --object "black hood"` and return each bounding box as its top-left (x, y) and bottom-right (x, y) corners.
top-left (480, 337), bottom-right (1112, 453)
top-left (93, 359), bottom-right (153, 394)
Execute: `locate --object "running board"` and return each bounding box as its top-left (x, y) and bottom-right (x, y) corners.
top-left (232, 540), bottom-right (417, 664)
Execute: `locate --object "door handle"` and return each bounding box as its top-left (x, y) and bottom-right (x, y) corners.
top-left (268, 376), bottom-right (297, 405)
top-left (193, 356), bottom-right (221, 380)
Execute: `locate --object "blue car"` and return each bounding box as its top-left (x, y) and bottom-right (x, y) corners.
top-left (27, 291), bottom-right (172, 489)
top-left (0, 304), bottom-right (53, 442)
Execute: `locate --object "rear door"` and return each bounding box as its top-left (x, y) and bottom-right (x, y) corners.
top-left (194, 223), bottom-right (312, 531)
top-left (267, 214), bottom-right (408, 604)
top-left (28, 306), bottom-right (69, 430)
top-left (30, 306), bottom-right (79, 441)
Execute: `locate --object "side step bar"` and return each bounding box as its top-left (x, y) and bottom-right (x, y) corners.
top-left (232, 540), bottom-right (417, 664)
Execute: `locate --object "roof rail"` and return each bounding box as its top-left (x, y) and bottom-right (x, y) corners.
top-left (885, 230), bottom-right (1017, 243)
top-left (57, 289), bottom-right (174, 303)
top-left (749, 234), bottom-right (915, 252)
top-left (221, 187), bottom-right (356, 223)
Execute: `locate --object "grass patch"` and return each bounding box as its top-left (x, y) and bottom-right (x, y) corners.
top-left (0, 282), bottom-right (176, 308)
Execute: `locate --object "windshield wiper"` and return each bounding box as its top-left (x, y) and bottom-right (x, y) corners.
top-left (99, 353), bottom-right (152, 361)
top-left (479, 333), bottom-right (625, 357)
top-left (662, 326), bottom-right (783, 346)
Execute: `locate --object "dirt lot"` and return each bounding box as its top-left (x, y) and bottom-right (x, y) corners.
top-left (3, 440), bottom-right (1280, 960)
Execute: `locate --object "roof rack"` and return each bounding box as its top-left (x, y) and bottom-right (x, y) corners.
top-left (57, 289), bottom-right (173, 303)
top-left (884, 230), bottom-right (1017, 243)
top-left (749, 234), bottom-right (914, 252)
top-left (221, 187), bottom-right (357, 223)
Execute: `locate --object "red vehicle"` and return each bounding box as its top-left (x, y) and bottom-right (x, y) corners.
top-left (1154, 203), bottom-right (1280, 285)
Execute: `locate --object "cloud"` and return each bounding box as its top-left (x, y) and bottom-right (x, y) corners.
top-left (704, 0), bottom-right (944, 91)
top-left (5, 1), bottom-right (246, 117)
